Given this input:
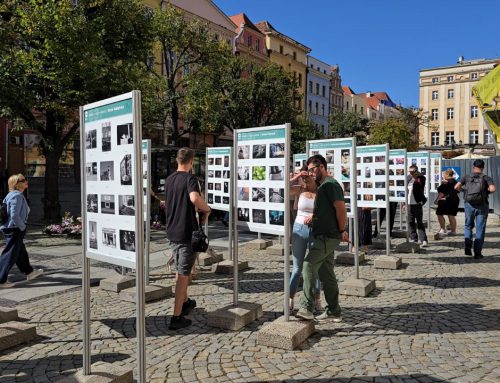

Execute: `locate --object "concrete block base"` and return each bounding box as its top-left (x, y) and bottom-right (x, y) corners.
top-left (0, 307), bottom-right (18, 324)
top-left (370, 239), bottom-right (387, 249)
top-left (391, 229), bottom-right (408, 238)
top-left (395, 242), bottom-right (421, 254)
top-left (335, 252), bottom-right (365, 265)
top-left (198, 251), bottom-right (224, 266)
top-left (0, 321), bottom-right (37, 351)
top-left (119, 284), bottom-right (172, 303)
top-left (374, 255), bottom-right (402, 270)
top-left (212, 260), bottom-right (249, 274)
top-left (339, 277), bottom-right (376, 297)
top-left (266, 244), bottom-right (285, 256)
top-left (245, 239), bottom-right (273, 250)
top-left (55, 362), bottom-right (133, 383)
top-left (207, 301), bottom-right (263, 331)
top-left (257, 316), bottom-right (315, 350)
top-left (99, 275), bottom-right (136, 293)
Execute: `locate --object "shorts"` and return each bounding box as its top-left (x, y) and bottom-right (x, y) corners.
top-left (170, 241), bottom-right (196, 276)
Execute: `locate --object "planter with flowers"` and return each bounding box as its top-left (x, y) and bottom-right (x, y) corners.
top-left (44, 212), bottom-right (82, 238)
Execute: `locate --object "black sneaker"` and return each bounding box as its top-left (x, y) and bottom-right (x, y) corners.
top-left (169, 315), bottom-right (192, 330)
top-left (181, 298), bottom-right (197, 316)
top-left (474, 252), bottom-right (483, 259)
top-left (465, 248), bottom-right (472, 256)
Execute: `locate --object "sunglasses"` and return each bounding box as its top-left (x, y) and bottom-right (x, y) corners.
top-left (17, 179), bottom-right (27, 183)
top-left (307, 166), bottom-right (320, 175)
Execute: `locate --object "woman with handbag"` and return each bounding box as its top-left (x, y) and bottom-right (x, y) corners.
top-left (435, 169), bottom-right (459, 237)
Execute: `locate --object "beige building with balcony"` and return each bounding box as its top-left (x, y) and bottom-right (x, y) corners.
top-left (419, 58), bottom-right (499, 150)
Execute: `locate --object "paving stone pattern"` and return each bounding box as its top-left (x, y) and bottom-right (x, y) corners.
top-left (0, 214), bottom-right (499, 382)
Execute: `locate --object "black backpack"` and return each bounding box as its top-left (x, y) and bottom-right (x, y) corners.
top-left (464, 174), bottom-right (488, 205)
top-left (191, 227), bottom-right (209, 253)
top-left (0, 202), bottom-right (7, 224)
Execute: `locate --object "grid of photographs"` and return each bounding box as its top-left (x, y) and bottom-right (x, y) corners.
top-left (206, 147), bottom-right (231, 212)
top-left (356, 145), bottom-right (389, 208)
top-left (236, 127), bottom-right (287, 235)
top-left (293, 154), bottom-right (307, 173)
top-left (408, 152), bottom-right (429, 197)
top-left (430, 154), bottom-right (442, 192)
top-left (389, 150), bottom-right (407, 202)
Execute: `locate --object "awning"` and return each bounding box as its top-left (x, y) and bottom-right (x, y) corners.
top-left (473, 63), bottom-right (500, 137)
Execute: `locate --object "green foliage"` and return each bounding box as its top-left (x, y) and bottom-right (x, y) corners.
top-left (368, 119), bottom-right (418, 150)
top-left (328, 109), bottom-right (370, 145)
top-left (291, 117), bottom-right (322, 154)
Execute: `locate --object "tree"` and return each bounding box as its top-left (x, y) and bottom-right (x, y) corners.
top-left (396, 105), bottom-right (435, 148)
top-left (290, 117), bottom-right (323, 154)
top-left (0, 0), bottom-right (157, 221)
top-left (368, 119), bottom-right (418, 151)
top-left (328, 109), bottom-right (370, 145)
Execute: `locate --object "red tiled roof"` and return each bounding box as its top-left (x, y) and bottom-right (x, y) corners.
top-left (342, 86), bottom-right (356, 95)
top-left (361, 91), bottom-right (395, 109)
top-left (229, 13), bottom-right (263, 34)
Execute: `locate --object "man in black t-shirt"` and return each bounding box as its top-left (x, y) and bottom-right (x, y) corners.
top-left (165, 148), bottom-right (211, 330)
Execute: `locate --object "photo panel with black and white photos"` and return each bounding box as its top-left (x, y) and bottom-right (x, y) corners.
top-left (364, 167), bottom-right (371, 178)
top-left (270, 143), bottom-right (285, 158)
top-left (86, 162), bottom-right (98, 181)
top-left (100, 194), bottom-right (115, 214)
top-left (375, 155), bottom-right (386, 163)
top-left (102, 124), bottom-right (111, 152)
top-left (223, 196), bottom-right (229, 205)
top-left (86, 130), bottom-right (97, 149)
top-left (253, 144), bottom-right (266, 159)
top-left (390, 191), bottom-right (395, 197)
top-left (207, 193), bottom-right (214, 204)
top-left (252, 187), bottom-right (266, 202)
top-left (420, 168), bottom-right (427, 175)
top-left (269, 188), bottom-right (285, 203)
top-left (326, 150), bottom-right (335, 164)
top-left (214, 196), bottom-right (221, 204)
top-left (269, 210), bottom-right (285, 226)
top-left (252, 166), bottom-right (266, 181)
top-left (238, 187), bottom-right (249, 201)
top-left (119, 230), bottom-right (135, 252)
top-left (117, 123), bottom-right (133, 145)
top-left (389, 159), bottom-right (394, 165)
top-left (223, 170), bottom-right (230, 179)
top-left (237, 166), bottom-right (249, 180)
top-left (238, 208), bottom-right (250, 222)
top-left (389, 169), bottom-right (395, 176)
top-left (375, 182), bottom-right (386, 189)
top-left (208, 157), bottom-right (214, 166)
top-left (208, 183), bottom-right (214, 190)
top-left (118, 195), bottom-right (135, 216)
top-left (100, 161), bottom-right (114, 181)
top-left (102, 228), bottom-right (117, 248)
top-left (208, 170), bottom-right (214, 178)
top-left (215, 170), bottom-right (222, 178)
top-left (223, 182), bottom-right (229, 193)
top-left (396, 180), bottom-right (405, 187)
top-left (87, 194), bottom-right (98, 213)
top-left (120, 154), bottom-right (132, 185)
top-left (252, 209), bottom-right (266, 224)
top-left (224, 156), bottom-right (229, 167)
top-left (215, 157), bottom-right (222, 166)
top-left (215, 183), bottom-right (222, 191)
top-left (238, 145), bottom-right (250, 159)
top-left (89, 221), bottom-right (98, 249)
top-left (269, 166), bottom-right (284, 181)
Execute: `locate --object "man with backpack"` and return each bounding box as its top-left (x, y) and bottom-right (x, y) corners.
top-left (455, 159), bottom-right (496, 259)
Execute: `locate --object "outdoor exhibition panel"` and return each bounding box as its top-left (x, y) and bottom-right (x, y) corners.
top-left (142, 139), bottom-right (151, 284)
top-left (407, 152), bottom-right (430, 197)
top-left (356, 144), bottom-right (390, 209)
top-left (235, 125), bottom-right (290, 236)
top-left (293, 153), bottom-right (307, 173)
top-left (430, 153), bottom-right (442, 192)
top-left (206, 147), bottom-right (232, 212)
top-left (307, 138), bottom-right (357, 217)
top-left (389, 149), bottom-right (407, 203)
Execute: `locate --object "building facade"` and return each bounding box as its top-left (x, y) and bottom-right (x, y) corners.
top-left (306, 56), bottom-right (331, 134)
top-left (419, 58), bottom-right (499, 151)
top-left (230, 13), bottom-right (268, 65)
top-left (330, 65), bottom-right (343, 113)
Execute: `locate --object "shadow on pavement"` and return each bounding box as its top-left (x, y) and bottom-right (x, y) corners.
top-left (428, 255), bottom-right (500, 264)
top-left (261, 374), bottom-right (450, 383)
top-left (398, 276), bottom-right (500, 288)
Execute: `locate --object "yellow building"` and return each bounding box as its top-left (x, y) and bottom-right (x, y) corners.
top-left (419, 58), bottom-right (500, 152)
top-left (255, 21), bottom-right (311, 112)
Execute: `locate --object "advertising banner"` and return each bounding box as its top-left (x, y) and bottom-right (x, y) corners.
top-left (407, 151), bottom-right (430, 197)
top-left (206, 147), bottom-right (232, 212)
top-left (235, 125), bottom-right (289, 236)
top-left (293, 153), bottom-right (307, 173)
top-left (430, 153), bottom-right (442, 192)
top-left (389, 149), bottom-right (407, 202)
top-left (356, 144), bottom-right (390, 208)
top-left (307, 138), bottom-right (356, 217)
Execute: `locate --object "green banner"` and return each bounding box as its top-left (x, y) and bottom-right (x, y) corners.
top-left (390, 149), bottom-right (405, 156)
top-left (84, 99), bottom-right (133, 123)
top-left (357, 145), bottom-right (386, 154)
top-left (237, 128), bottom-right (285, 141)
top-left (207, 148), bottom-right (231, 155)
top-left (408, 152), bottom-right (428, 158)
top-left (430, 153), bottom-right (441, 159)
top-left (293, 153), bottom-right (307, 161)
top-left (309, 139), bottom-right (353, 150)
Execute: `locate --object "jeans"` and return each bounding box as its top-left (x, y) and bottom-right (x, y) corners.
top-left (373, 202), bottom-right (398, 237)
top-left (464, 202), bottom-right (489, 254)
top-left (290, 223), bottom-right (320, 297)
top-left (0, 229), bottom-right (33, 284)
top-left (300, 236), bottom-right (341, 316)
top-left (409, 204), bottom-right (428, 242)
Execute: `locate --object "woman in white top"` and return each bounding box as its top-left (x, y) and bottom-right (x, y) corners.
top-left (289, 167), bottom-right (321, 311)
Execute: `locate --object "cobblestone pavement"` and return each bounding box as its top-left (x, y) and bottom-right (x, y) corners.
top-left (1, 213), bottom-right (500, 382)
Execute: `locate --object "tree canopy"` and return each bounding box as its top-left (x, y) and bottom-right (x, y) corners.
top-left (328, 109), bottom-right (370, 145)
top-left (368, 119), bottom-right (418, 151)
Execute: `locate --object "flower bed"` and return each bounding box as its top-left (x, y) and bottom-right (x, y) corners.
top-left (44, 212), bottom-right (82, 237)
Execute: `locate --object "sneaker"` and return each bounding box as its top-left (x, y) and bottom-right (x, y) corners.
top-left (465, 248), bottom-right (473, 256)
top-left (27, 269), bottom-right (44, 281)
top-left (474, 252), bottom-right (484, 259)
top-left (421, 241), bottom-right (428, 248)
top-left (0, 281), bottom-right (14, 288)
top-left (181, 298), bottom-right (197, 316)
top-left (447, 231), bottom-right (456, 236)
top-left (295, 308), bottom-right (314, 321)
top-left (169, 315), bottom-right (192, 330)
top-left (438, 229), bottom-right (447, 237)
top-left (315, 311), bottom-right (342, 323)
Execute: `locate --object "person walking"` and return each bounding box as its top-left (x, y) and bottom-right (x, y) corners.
top-left (455, 159), bottom-right (496, 259)
top-left (296, 154), bottom-right (348, 322)
top-left (373, 202), bottom-right (397, 238)
top-left (165, 148), bottom-right (211, 330)
top-left (407, 165), bottom-right (428, 247)
top-left (288, 167), bottom-right (321, 312)
top-left (435, 169), bottom-right (459, 237)
top-left (0, 174), bottom-right (42, 288)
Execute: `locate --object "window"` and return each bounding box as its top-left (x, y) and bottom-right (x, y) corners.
top-left (484, 130), bottom-right (494, 144)
top-left (322, 104), bottom-right (325, 116)
top-left (361, 106), bottom-right (364, 114)
top-left (372, 112), bottom-right (376, 118)
top-left (279, 45), bottom-right (284, 54)
top-left (469, 130), bottom-right (479, 144)
top-left (322, 85), bottom-right (326, 97)
top-left (315, 102), bottom-right (319, 115)
top-left (447, 89), bottom-right (454, 99)
top-left (298, 73), bottom-right (302, 87)
top-left (446, 132), bottom-right (455, 146)
top-left (432, 90), bottom-right (438, 100)
top-left (309, 81), bottom-right (313, 93)
top-left (316, 83), bottom-right (320, 95)
top-left (308, 100), bottom-right (312, 113)
top-left (255, 39), bottom-right (260, 52)
top-left (247, 35), bottom-right (252, 47)
top-left (431, 132), bottom-right (439, 146)
top-left (447, 107), bottom-right (454, 120)
top-left (354, 104), bottom-right (358, 113)
top-left (471, 105), bottom-right (478, 118)
top-left (447, 75), bottom-right (453, 82)
top-left (431, 109), bottom-right (438, 121)
top-left (471, 72), bottom-right (478, 80)
top-left (346, 101), bottom-right (349, 111)
top-left (293, 51), bottom-right (297, 60)
top-left (432, 77), bottom-right (438, 84)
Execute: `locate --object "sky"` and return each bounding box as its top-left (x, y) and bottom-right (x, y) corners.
top-left (214, 0), bottom-right (500, 107)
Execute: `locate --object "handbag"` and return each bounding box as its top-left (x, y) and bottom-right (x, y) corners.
top-left (191, 227), bottom-right (209, 253)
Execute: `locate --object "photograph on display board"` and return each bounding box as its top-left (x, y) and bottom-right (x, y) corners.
top-left (86, 162), bottom-right (98, 181)
top-left (252, 209), bottom-right (266, 224)
top-left (389, 169), bottom-right (395, 176)
top-left (224, 156), bottom-right (229, 167)
top-left (253, 144), bottom-right (266, 159)
top-left (270, 143), bottom-right (285, 158)
top-left (215, 157), bottom-right (222, 166)
top-left (389, 159), bottom-right (394, 165)
top-left (102, 124), bottom-right (111, 152)
top-left (208, 170), bottom-right (214, 178)
top-left (375, 155), bottom-right (386, 162)
top-left (224, 182), bottom-right (229, 193)
top-left (326, 150), bottom-right (335, 164)
top-left (215, 183), bottom-right (221, 191)
top-left (421, 168), bottom-right (427, 175)
top-left (238, 145), bottom-right (250, 159)
top-left (390, 191), bottom-right (395, 197)
top-left (327, 165), bottom-right (335, 177)
top-left (207, 194), bottom-right (214, 204)
top-left (118, 195), bottom-right (135, 216)
top-left (376, 195), bottom-right (386, 201)
top-left (396, 158), bottom-right (404, 165)
top-left (365, 167), bottom-right (371, 178)
top-left (341, 165), bottom-right (350, 180)
top-left (252, 166), bottom-right (266, 181)
top-left (342, 182), bottom-right (350, 196)
top-left (396, 169), bottom-right (404, 176)
top-left (252, 187), bottom-right (266, 202)
top-left (237, 167), bottom-right (249, 180)
top-left (119, 230), bottom-right (135, 252)
top-left (215, 196), bottom-right (221, 204)
top-left (208, 183), bottom-right (213, 190)
top-left (86, 130), bottom-right (97, 149)
top-left (411, 158), bottom-right (417, 166)
top-left (375, 169), bottom-right (386, 176)
top-left (269, 210), bottom-right (284, 226)
top-left (269, 166), bottom-right (284, 181)
top-left (238, 187), bottom-right (249, 201)
top-left (117, 123), bottom-right (133, 145)
top-left (208, 158), bottom-right (214, 166)
top-left (87, 194), bottom-right (98, 213)
top-left (397, 191), bottom-right (405, 197)
top-left (120, 155), bottom-right (132, 185)
top-left (89, 221), bottom-right (98, 250)
top-left (238, 208), bottom-right (250, 222)
top-left (363, 157), bottom-right (373, 163)
top-left (363, 182), bottom-right (373, 188)
top-left (215, 170), bottom-right (221, 178)
top-left (223, 170), bottom-right (230, 179)
top-left (100, 194), bottom-right (115, 214)
top-left (102, 228), bottom-right (117, 248)
top-left (269, 188), bottom-right (285, 203)
top-left (341, 149), bottom-right (350, 164)
top-left (100, 161), bottom-right (114, 181)
top-left (396, 180), bottom-right (405, 187)
top-left (223, 196), bottom-right (229, 205)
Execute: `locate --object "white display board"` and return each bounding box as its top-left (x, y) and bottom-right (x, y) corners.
top-left (206, 147), bottom-right (232, 212)
top-left (82, 92), bottom-right (141, 268)
top-left (356, 144), bottom-right (390, 208)
top-left (389, 149), bottom-right (407, 203)
top-left (307, 138), bottom-right (356, 217)
top-left (407, 151), bottom-right (430, 197)
top-left (235, 125), bottom-right (289, 236)
top-left (293, 153), bottom-right (307, 173)
top-left (430, 153), bottom-right (442, 192)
